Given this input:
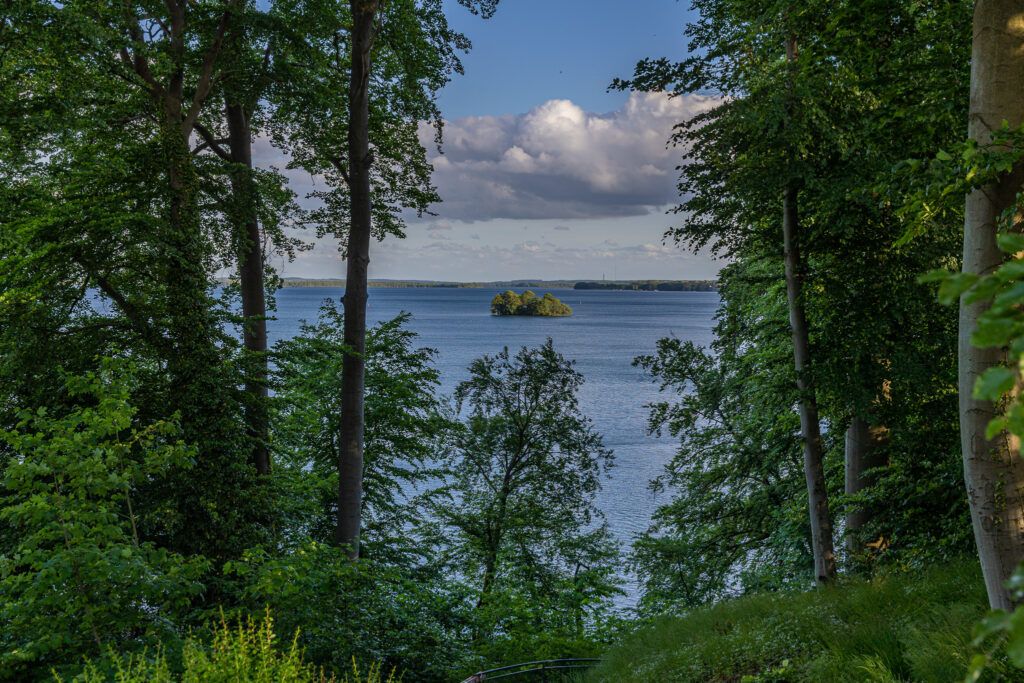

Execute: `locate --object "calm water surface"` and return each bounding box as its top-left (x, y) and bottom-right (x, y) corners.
top-left (268, 287), bottom-right (720, 600)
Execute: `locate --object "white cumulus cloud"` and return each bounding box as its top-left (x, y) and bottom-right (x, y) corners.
top-left (421, 92), bottom-right (719, 222)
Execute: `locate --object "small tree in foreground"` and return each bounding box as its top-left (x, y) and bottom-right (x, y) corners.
top-left (428, 340), bottom-right (620, 662)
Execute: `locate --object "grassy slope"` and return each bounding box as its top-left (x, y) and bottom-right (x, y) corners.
top-left (589, 561), bottom-right (999, 682)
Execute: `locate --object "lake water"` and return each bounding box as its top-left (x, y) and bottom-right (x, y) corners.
top-left (268, 287), bottom-right (720, 601)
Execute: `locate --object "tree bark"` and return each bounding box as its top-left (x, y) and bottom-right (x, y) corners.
top-left (783, 182), bottom-right (836, 585)
top-left (959, 0), bottom-right (1024, 611)
top-left (334, 0), bottom-right (377, 558)
top-left (782, 34), bottom-right (835, 586)
top-left (844, 416), bottom-right (871, 556)
top-left (844, 417), bottom-right (888, 557)
top-left (226, 102), bottom-right (271, 476)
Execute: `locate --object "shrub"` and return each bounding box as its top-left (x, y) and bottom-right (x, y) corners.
top-left (225, 544), bottom-right (471, 681)
top-left (61, 611), bottom-right (398, 682)
top-left (0, 362), bottom-right (205, 681)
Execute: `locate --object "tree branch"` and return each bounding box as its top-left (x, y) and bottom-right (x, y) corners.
top-left (183, 4), bottom-right (234, 133)
top-left (193, 121), bottom-right (232, 160)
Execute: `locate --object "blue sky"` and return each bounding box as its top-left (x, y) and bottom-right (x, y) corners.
top-left (437, 0), bottom-right (696, 118)
top-left (277, 0), bottom-right (724, 282)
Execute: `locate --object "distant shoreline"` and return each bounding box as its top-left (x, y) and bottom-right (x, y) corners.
top-left (238, 278), bottom-right (718, 291)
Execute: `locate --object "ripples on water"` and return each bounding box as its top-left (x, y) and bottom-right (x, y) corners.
top-left (269, 286), bottom-right (720, 604)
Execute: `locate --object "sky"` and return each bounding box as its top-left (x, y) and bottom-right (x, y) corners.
top-left (271, 0), bottom-right (723, 282)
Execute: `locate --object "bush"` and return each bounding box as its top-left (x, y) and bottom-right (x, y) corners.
top-left (61, 611), bottom-right (397, 682)
top-left (0, 363), bottom-right (206, 681)
top-left (224, 544), bottom-right (472, 681)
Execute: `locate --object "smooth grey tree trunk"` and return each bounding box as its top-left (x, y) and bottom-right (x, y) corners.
top-left (959, 0), bottom-right (1024, 611)
top-left (783, 183), bottom-right (837, 585)
top-left (844, 416), bottom-right (871, 555)
top-left (227, 102), bottom-right (271, 476)
top-left (844, 416), bottom-right (888, 557)
top-left (783, 35), bottom-right (836, 586)
top-left (335, 0), bottom-right (377, 559)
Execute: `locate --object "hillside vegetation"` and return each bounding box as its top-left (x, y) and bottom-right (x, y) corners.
top-left (589, 561), bottom-right (994, 683)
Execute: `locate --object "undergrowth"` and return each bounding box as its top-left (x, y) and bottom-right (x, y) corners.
top-left (588, 560), bottom-right (1008, 682)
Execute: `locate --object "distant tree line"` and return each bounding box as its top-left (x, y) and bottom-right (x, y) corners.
top-left (574, 280), bottom-right (717, 291)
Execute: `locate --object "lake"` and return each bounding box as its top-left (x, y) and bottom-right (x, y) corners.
top-left (268, 286), bottom-right (720, 601)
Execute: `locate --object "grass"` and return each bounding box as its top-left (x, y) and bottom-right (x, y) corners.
top-left (588, 560), bottom-right (1005, 682)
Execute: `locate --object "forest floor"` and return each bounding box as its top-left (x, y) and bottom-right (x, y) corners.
top-left (588, 560), bottom-right (995, 682)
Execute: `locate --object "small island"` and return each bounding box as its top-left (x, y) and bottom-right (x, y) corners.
top-left (491, 290), bottom-right (573, 317)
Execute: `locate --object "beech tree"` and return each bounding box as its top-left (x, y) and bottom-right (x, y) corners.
top-left (781, 32), bottom-right (835, 583)
top-left (0, 0), bottom-right (284, 559)
top-left (957, 0), bottom-right (1024, 611)
top-left (619, 0), bottom-right (972, 597)
top-left (263, 0), bottom-right (490, 557)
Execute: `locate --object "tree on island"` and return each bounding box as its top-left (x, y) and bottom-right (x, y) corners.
top-left (490, 290), bottom-right (573, 317)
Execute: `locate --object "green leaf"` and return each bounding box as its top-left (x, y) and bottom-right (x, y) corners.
top-left (993, 282), bottom-right (1024, 311)
top-left (974, 367), bottom-right (1017, 401)
top-left (936, 149), bottom-right (953, 162)
top-left (918, 268), bottom-right (954, 284)
top-left (936, 272), bottom-right (979, 305)
top-left (974, 611), bottom-right (1011, 644)
top-left (995, 260), bottom-right (1024, 282)
top-left (965, 276), bottom-right (1005, 305)
top-left (986, 417), bottom-right (1008, 440)
top-left (997, 234), bottom-right (1024, 254)
top-left (1008, 614), bottom-right (1024, 666)
top-left (1006, 403), bottom-right (1024, 438)
top-left (972, 318), bottom-right (1018, 348)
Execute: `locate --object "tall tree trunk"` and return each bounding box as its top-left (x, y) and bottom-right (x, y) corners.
top-left (844, 415), bottom-right (872, 556)
top-left (783, 34), bottom-right (836, 585)
top-left (783, 183), bottom-right (836, 585)
top-left (959, 0), bottom-right (1024, 611)
top-left (844, 417), bottom-right (888, 557)
top-left (335, 0), bottom-right (377, 558)
top-left (226, 102), bottom-right (270, 476)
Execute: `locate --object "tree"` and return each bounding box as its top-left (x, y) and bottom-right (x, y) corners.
top-left (272, 305), bottom-right (449, 562)
top-left (957, 0), bottom-right (1024, 611)
top-left (490, 291), bottom-right (572, 316)
top-left (780, 32), bottom-right (835, 584)
top-left (259, 0), bottom-right (478, 558)
top-left (490, 290), bottom-right (522, 315)
top-left (0, 363), bottom-right (205, 680)
top-left (618, 0), bottom-right (973, 592)
top-left (0, 0), bottom-right (279, 561)
top-left (428, 341), bottom-right (620, 651)
top-left (334, 0), bottom-right (378, 557)
top-left (634, 260), bottom-right (810, 610)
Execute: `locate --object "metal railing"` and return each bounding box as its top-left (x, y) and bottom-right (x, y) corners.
top-left (459, 658), bottom-right (600, 682)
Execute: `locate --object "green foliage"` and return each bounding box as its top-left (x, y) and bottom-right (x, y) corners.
top-left (0, 362), bottom-right (206, 681)
top-left (965, 565), bottom-right (1024, 682)
top-left (618, 0), bottom-right (972, 603)
top-left (225, 544), bottom-right (468, 682)
top-left (426, 341), bottom-right (620, 670)
top-left (490, 291), bottom-right (573, 317)
top-left (589, 561), bottom-right (990, 683)
top-left (633, 260), bottom-right (811, 610)
top-left (272, 303), bottom-right (450, 560)
top-left (267, 0), bottom-right (467, 243)
top-left (63, 610), bottom-right (397, 682)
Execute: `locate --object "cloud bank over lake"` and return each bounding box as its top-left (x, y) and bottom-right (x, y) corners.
top-left (421, 92), bottom-right (719, 221)
top-left (256, 92), bottom-right (724, 280)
